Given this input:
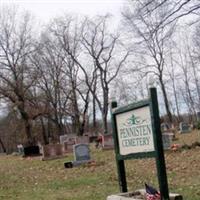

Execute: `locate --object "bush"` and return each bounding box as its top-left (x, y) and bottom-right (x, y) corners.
top-left (196, 120), bottom-right (200, 130)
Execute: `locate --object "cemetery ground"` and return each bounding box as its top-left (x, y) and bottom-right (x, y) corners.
top-left (0, 131), bottom-right (200, 200)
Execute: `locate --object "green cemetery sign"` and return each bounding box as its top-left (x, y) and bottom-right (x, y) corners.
top-left (116, 106), bottom-right (154, 155)
top-left (111, 87), bottom-right (170, 200)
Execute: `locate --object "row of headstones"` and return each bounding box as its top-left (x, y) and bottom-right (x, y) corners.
top-left (161, 122), bottom-right (192, 150)
top-left (60, 133), bottom-right (176, 153)
top-left (17, 142), bottom-right (91, 162)
top-left (41, 134), bottom-right (115, 160)
top-left (41, 136), bottom-right (90, 160)
top-left (17, 136), bottom-right (88, 159)
top-left (44, 133), bottom-right (172, 157)
top-left (17, 127), bottom-right (182, 158)
top-left (17, 134), bottom-right (114, 159)
top-left (44, 143), bottom-right (92, 165)
top-left (161, 122), bottom-right (191, 133)
top-left (60, 134), bottom-right (115, 150)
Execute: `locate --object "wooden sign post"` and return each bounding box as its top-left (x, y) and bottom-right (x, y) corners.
top-left (111, 87), bottom-right (169, 200)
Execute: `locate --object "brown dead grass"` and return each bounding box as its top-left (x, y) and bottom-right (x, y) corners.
top-left (0, 130), bottom-right (199, 200)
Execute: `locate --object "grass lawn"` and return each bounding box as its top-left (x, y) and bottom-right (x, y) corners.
top-left (0, 130), bottom-right (200, 200)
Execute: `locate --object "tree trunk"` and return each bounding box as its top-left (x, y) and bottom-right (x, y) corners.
top-left (79, 117), bottom-right (85, 136)
top-left (102, 112), bottom-right (108, 134)
top-left (172, 80), bottom-right (181, 122)
top-left (79, 98), bottom-right (89, 136)
top-left (188, 47), bottom-right (200, 111)
top-left (185, 80), bottom-right (197, 122)
top-left (102, 88), bottom-right (109, 134)
top-left (159, 78), bottom-right (173, 123)
top-left (47, 116), bottom-right (51, 139)
top-left (55, 121), bottom-right (64, 137)
top-left (0, 137), bottom-right (6, 153)
top-left (24, 118), bottom-right (34, 145)
top-left (18, 103), bottom-right (34, 145)
top-left (40, 117), bottom-right (49, 145)
top-left (71, 82), bottom-right (80, 135)
top-left (72, 115), bottom-right (80, 135)
top-left (169, 51), bottom-right (181, 122)
top-left (93, 94), bottom-right (96, 131)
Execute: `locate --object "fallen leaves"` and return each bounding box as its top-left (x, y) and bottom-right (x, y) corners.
top-left (0, 131), bottom-right (200, 199)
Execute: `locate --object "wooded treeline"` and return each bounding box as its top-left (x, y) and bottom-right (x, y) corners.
top-left (0, 1), bottom-right (200, 152)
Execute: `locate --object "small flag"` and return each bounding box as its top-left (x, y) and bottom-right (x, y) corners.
top-left (145, 183), bottom-right (161, 200)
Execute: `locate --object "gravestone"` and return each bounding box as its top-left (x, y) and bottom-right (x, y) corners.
top-left (60, 135), bottom-right (77, 153)
top-left (76, 136), bottom-right (89, 144)
top-left (60, 134), bottom-right (80, 145)
top-left (102, 134), bottom-right (114, 150)
top-left (68, 136), bottom-right (77, 144)
top-left (17, 144), bottom-right (24, 155)
top-left (197, 112), bottom-right (200, 121)
top-left (161, 122), bottom-right (170, 132)
top-left (162, 133), bottom-right (174, 150)
top-left (63, 140), bottom-right (76, 153)
top-left (42, 144), bottom-right (67, 161)
top-left (23, 145), bottom-right (40, 157)
top-left (64, 143), bottom-right (92, 168)
top-left (60, 135), bottom-right (68, 144)
top-left (74, 144), bottom-right (90, 161)
top-left (179, 122), bottom-right (191, 134)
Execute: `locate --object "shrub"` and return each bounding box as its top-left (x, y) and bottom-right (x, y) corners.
top-left (196, 120), bottom-right (200, 130)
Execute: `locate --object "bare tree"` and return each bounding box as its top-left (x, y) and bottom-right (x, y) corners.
top-left (123, 1), bottom-right (176, 123)
top-left (42, 16), bottom-right (92, 136)
top-left (31, 33), bottom-right (71, 139)
top-left (177, 42), bottom-right (197, 122)
top-left (166, 40), bottom-right (181, 122)
top-left (192, 23), bottom-right (200, 110)
top-left (132, 0), bottom-right (200, 28)
top-left (49, 15), bottom-right (130, 134)
top-left (81, 16), bottom-right (130, 133)
top-left (0, 8), bottom-right (43, 145)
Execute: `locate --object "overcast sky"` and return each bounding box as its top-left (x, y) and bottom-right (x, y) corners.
top-left (1, 0), bottom-right (125, 23)
top-left (0, 0), bottom-right (126, 115)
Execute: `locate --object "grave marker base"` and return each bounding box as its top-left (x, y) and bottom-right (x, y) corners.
top-left (72, 160), bottom-right (93, 167)
top-left (64, 161), bottom-right (73, 168)
top-left (64, 160), bottom-right (94, 168)
top-left (107, 189), bottom-right (183, 200)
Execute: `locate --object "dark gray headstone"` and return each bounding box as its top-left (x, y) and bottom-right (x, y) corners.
top-left (161, 123), bottom-right (170, 132)
top-left (197, 112), bottom-right (200, 121)
top-left (24, 145), bottom-right (40, 156)
top-left (162, 133), bottom-right (174, 150)
top-left (179, 122), bottom-right (191, 133)
top-left (64, 144), bottom-right (93, 168)
top-left (73, 144), bottom-right (90, 161)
